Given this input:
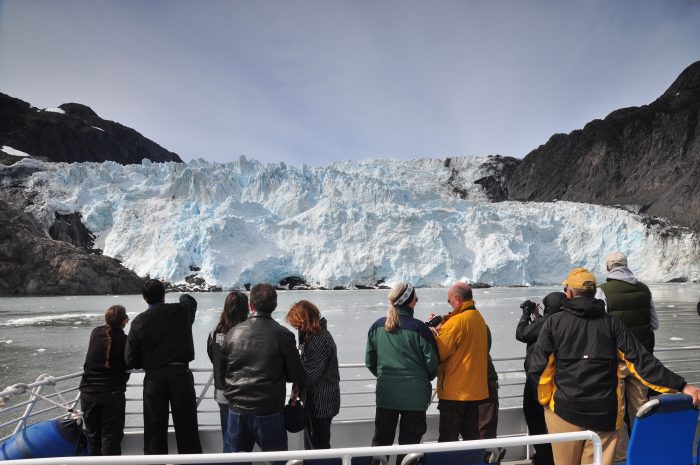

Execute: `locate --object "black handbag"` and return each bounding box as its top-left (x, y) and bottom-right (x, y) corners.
top-left (283, 397), bottom-right (306, 433)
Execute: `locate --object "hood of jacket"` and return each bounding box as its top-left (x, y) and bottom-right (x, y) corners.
top-left (561, 296), bottom-right (606, 319)
top-left (542, 292), bottom-right (566, 317)
top-left (607, 266), bottom-right (638, 285)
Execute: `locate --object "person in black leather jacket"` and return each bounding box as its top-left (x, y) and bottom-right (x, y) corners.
top-left (220, 283), bottom-right (302, 456)
top-left (515, 292), bottom-right (565, 465)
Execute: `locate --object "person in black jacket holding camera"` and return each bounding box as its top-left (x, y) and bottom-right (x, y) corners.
top-left (515, 292), bottom-right (566, 465)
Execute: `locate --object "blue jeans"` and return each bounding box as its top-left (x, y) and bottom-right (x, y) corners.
top-left (218, 402), bottom-right (231, 452)
top-left (225, 408), bottom-right (287, 464)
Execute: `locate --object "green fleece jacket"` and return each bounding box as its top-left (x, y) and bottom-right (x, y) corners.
top-left (365, 306), bottom-right (439, 411)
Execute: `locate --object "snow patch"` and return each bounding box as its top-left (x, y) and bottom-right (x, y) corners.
top-left (43, 107), bottom-right (65, 114)
top-left (2, 146), bottom-right (31, 157)
top-left (92, 126), bottom-right (105, 132)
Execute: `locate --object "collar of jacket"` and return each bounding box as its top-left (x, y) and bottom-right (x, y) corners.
top-left (396, 305), bottom-right (414, 318)
top-left (147, 301), bottom-right (164, 310)
top-left (606, 266), bottom-right (639, 285)
top-left (250, 312), bottom-right (273, 319)
top-left (562, 297), bottom-right (606, 319)
top-left (107, 324), bottom-right (125, 334)
top-left (442, 299), bottom-right (477, 323)
top-left (454, 299), bottom-right (477, 315)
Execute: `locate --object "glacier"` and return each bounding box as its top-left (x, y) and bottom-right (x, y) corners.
top-left (9, 156), bottom-right (700, 288)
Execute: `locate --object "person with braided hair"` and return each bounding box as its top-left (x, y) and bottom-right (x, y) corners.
top-left (79, 305), bottom-right (130, 456)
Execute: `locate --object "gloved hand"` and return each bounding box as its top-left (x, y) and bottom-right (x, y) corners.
top-left (519, 300), bottom-right (536, 316)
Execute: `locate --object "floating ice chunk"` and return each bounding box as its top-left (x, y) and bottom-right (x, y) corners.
top-left (37, 348), bottom-right (47, 352)
top-left (670, 337), bottom-right (684, 341)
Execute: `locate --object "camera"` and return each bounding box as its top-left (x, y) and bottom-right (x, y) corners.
top-left (426, 315), bottom-right (443, 328)
top-left (520, 300), bottom-right (536, 315)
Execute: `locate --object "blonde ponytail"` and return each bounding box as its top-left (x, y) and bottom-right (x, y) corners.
top-left (386, 282), bottom-right (412, 332)
top-left (385, 305), bottom-right (399, 332)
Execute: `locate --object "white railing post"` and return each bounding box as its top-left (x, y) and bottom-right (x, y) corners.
top-left (196, 373), bottom-right (215, 408)
top-left (590, 430), bottom-right (603, 465)
top-left (12, 374), bottom-right (51, 434)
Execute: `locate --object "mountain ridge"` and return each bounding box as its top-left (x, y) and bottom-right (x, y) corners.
top-left (1, 61), bottom-right (700, 294)
top-left (505, 61), bottom-right (700, 233)
top-left (0, 92), bottom-right (182, 165)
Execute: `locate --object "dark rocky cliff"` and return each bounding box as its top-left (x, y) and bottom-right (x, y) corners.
top-left (504, 61), bottom-right (700, 232)
top-left (0, 92), bottom-right (182, 164)
top-left (0, 197), bottom-right (144, 295)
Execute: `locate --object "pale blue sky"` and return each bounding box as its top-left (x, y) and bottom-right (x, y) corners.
top-left (1, 0), bottom-right (699, 165)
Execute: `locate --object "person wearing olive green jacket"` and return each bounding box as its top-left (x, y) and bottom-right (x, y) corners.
top-left (365, 283), bottom-right (438, 465)
top-left (594, 252), bottom-right (658, 463)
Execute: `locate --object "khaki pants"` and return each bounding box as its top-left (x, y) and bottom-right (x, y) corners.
top-left (544, 408), bottom-right (617, 465)
top-left (614, 362), bottom-right (649, 462)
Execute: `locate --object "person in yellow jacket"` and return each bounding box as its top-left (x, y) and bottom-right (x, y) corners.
top-left (429, 282), bottom-right (489, 441)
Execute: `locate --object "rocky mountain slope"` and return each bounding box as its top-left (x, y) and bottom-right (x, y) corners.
top-left (0, 194), bottom-right (144, 295)
top-left (0, 92), bottom-right (182, 164)
top-left (506, 61), bottom-right (700, 233)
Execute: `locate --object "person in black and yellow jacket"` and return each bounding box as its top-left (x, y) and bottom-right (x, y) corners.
top-left (528, 267), bottom-right (700, 465)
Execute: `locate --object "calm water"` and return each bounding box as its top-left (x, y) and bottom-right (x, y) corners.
top-left (1, 285), bottom-right (699, 424)
top-left (0, 284), bottom-right (700, 434)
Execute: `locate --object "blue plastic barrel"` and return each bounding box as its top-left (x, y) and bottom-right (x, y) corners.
top-left (0, 418), bottom-right (88, 460)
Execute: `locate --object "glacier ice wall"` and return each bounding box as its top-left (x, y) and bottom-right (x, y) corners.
top-left (13, 156), bottom-right (700, 287)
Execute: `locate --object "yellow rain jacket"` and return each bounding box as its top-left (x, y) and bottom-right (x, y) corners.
top-left (435, 300), bottom-right (489, 401)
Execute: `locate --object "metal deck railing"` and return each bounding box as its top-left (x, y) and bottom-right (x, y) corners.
top-left (2, 346), bottom-right (699, 462)
top-left (0, 431), bottom-right (604, 465)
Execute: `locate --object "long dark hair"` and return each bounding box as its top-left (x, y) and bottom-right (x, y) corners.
top-left (216, 291), bottom-right (249, 334)
top-left (104, 305), bottom-right (127, 368)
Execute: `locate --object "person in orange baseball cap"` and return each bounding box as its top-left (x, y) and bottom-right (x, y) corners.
top-left (528, 267), bottom-right (700, 465)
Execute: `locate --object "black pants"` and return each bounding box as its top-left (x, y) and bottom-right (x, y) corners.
top-left (304, 416), bottom-right (332, 450)
top-left (143, 365), bottom-right (202, 455)
top-left (81, 391), bottom-right (125, 455)
top-left (437, 399), bottom-right (480, 442)
top-left (523, 378), bottom-right (554, 465)
top-left (372, 407), bottom-right (427, 465)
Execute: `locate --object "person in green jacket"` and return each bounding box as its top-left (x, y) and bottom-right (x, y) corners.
top-left (365, 282), bottom-right (439, 465)
top-left (594, 252), bottom-right (657, 463)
